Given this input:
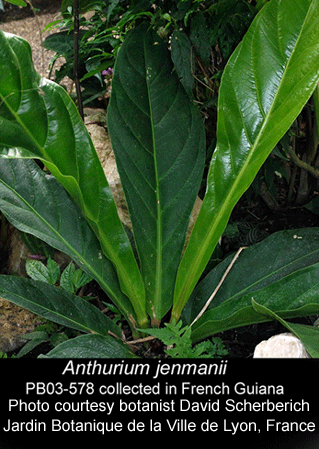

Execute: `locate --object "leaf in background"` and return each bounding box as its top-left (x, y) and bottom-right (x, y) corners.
top-left (0, 31), bottom-right (146, 326)
top-left (60, 0), bottom-right (97, 15)
top-left (26, 258), bottom-right (60, 285)
top-left (106, 0), bottom-right (120, 22)
top-left (26, 259), bottom-right (56, 285)
top-left (60, 262), bottom-right (76, 293)
top-left (189, 12), bottom-right (211, 65)
top-left (73, 269), bottom-right (93, 290)
top-left (252, 300), bottom-right (319, 358)
top-left (0, 158), bottom-right (137, 328)
top-left (16, 331), bottom-right (50, 358)
top-left (108, 24), bottom-right (205, 323)
top-left (42, 31), bottom-right (87, 60)
top-left (0, 276), bottom-right (122, 338)
top-left (47, 258), bottom-right (61, 284)
top-left (171, 29), bottom-right (194, 98)
top-left (172, 0), bottom-right (319, 321)
top-left (39, 334), bottom-right (136, 358)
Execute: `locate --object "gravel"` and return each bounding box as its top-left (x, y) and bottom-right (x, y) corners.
top-left (0, 4), bottom-right (65, 79)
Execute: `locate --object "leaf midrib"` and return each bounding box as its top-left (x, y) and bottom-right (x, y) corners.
top-left (144, 39), bottom-right (163, 317)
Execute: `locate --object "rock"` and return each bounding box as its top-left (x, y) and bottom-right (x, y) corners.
top-left (84, 107), bottom-right (202, 239)
top-left (84, 108), bottom-right (131, 229)
top-left (8, 226), bottom-right (71, 278)
top-left (253, 332), bottom-right (310, 358)
top-left (0, 297), bottom-right (42, 353)
top-left (8, 227), bottom-right (29, 277)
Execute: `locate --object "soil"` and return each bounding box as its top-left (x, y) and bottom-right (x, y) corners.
top-left (0, 297), bottom-right (42, 353)
top-left (0, 0), bottom-right (65, 79)
top-left (1, 2), bottom-right (319, 358)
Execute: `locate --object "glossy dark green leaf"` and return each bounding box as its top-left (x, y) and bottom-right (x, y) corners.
top-left (173, 0), bottom-right (319, 321)
top-left (0, 31), bottom-right (147, 326)
top-left (182, 228), bottom-right (319, 341)
top-left (0, 276), bottom-right (122, 338)
top-left (0, 158), bottom-right (137, 328)
top-left (183, 228), bottom-right (319, 324)
top-left (108, 24), bottom-right (205, 323)
top-left (190, 262), bottom-right (319, 343)
top-left (40, 334), bottom-right (136, 358)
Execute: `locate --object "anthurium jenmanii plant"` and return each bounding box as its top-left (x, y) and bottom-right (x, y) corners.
top-left (1, 0), bottom-right (319, 357)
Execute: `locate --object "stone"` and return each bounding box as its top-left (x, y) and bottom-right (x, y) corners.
top-left (253, 332), bottom-right (310, 358)
top-left (8, 226), bottom-right (71, 278)
top-left (8, 227), bottom-right (29, 277)
top-left (84, 108), bottom-right (131, 229)
top-left (0, 297), bottom-right (42, 353)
